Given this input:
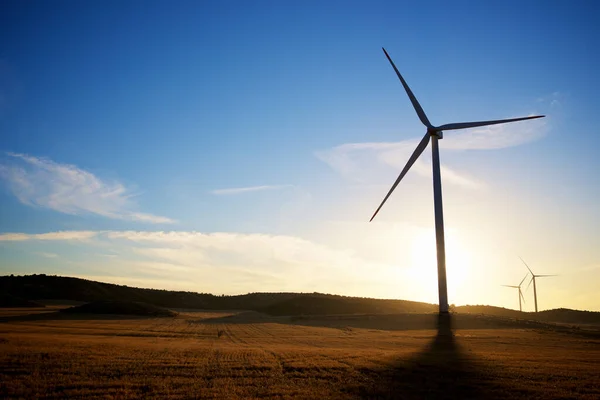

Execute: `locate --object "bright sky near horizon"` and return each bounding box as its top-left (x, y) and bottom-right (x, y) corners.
top-left (1, 1), bottom-right (599, 311)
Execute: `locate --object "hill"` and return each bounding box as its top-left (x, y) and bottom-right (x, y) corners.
top-left (0, 292), bottom-right (45, 307)
top-left (1, 274), bottom-right (599, 325)
top-left (263, 295), bottom-right (436, 315)
top-left (456, 305), bottom-right (600, 325)
top-left (0, 274), bottom-right (435, 314)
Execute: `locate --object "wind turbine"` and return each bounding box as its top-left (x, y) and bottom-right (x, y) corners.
top-left (502, 273), bottom-right (529, 312)
top-left (370, 48), bottom-right (545, 314)
top-left (519, 257), bottom-right (556, 312)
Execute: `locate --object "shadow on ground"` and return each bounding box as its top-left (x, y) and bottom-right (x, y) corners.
top-left (195, 312), bottom-right (522, 398)
top-left (347, 314), bottom-right (515, 400)
top-left (195, 310), bottom-right (567, 331)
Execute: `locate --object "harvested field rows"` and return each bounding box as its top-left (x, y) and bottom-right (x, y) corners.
top-left (0, 308), bottom-right (599, 399)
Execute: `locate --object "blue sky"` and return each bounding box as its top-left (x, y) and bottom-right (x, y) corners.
top-left (1, 1), bottom-right (599, 311)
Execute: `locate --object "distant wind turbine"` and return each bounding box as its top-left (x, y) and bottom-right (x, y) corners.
top-left (519, 257), bottom-right (556, 312)
top-left (369, 47), bottom-right (545, 314)
top-left (502, 273), bottom-right (529, 312)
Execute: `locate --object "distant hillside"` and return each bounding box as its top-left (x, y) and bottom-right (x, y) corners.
top-left (455, 305), bottom-right (524, 319)
top-left (264, 295), bottom-right (436, 316)
top-left (0, 292), bottom-right (44, 308)
top-left (456, 305), bottom-right (600, 326)
top-left (536, 308), bottom-right (600, 325)
top-left (1, 274), bottom-right (598, 326)
top-left (0, 274), bottom-right (213, 308)
top-left (0, 274), bottom-right (435, 315)
top-left (0, 274), bottom-right (299, 310)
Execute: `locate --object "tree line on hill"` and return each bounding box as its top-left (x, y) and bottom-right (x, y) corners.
top-left (1, 274), bottom-right (599, 325)
top-left (0, 274), bottom-right (436, 314)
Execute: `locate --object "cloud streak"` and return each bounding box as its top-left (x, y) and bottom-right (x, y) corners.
top-left (0, 229), bottom-right (396, 296)
top-left (210, 185), bottom-right (293, 195)
top-left (316, 140), bottom-right (483, 188)
top-left (36, 252), bottom-right (59, 258)
top-left (0, 153), bottom-right (175, 224)
top-left (316, 117), bottom-right (547, 188)
top-left (441, 116), bottom-right (547, 150)
top-left (0, 231), bottom-right (98, 241)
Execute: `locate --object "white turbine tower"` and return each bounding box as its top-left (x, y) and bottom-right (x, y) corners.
top-left (370, 48), bottom-right (545, 314)
top-left (502, 274), bottom-right (529, 312)
top-left (519, 257), bottom-right (556, 312)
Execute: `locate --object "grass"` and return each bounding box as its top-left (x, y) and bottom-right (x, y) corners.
top-left (0, 307), bottom-right (599, 399)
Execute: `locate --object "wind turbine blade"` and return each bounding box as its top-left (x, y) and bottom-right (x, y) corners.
top-left (382, 48), bottom-right (433, 129)
top-left (535, 274), bottom-right (557, 277)
top-left (435, 115), bottom-right (544, 131)
top-left (519, 256), bottom-right (534, 275)
top-left (370, 132), bottom-right (431, 222)
top-left (526, 276), bottom-right (534, 292)
top-left (519, 273), bottom-right (529, 287)
top-left (520, 290), bottom-right (526, 304)
top-left (502, 285), bottom-right (519, 288)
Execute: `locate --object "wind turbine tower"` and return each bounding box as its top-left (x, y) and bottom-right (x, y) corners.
top-left (502, 274), bottom-right (529, 312)
top-left (519, 257), bottom-right (556, 312)
top-left (370, 48), bottom-right (545, 314)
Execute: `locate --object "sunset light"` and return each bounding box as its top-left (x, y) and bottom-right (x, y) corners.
top-left (1, 2), bottom-right (599, 398)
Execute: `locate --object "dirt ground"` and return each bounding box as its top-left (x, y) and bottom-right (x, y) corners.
top-left (1, 307), bottom-right (598, 399)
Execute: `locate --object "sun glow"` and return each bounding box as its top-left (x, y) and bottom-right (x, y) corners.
top-left (408, 229), bottom-right (472, 304)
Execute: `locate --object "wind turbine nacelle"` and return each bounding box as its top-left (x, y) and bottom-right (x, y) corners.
top-left (429, 130), bottom-right (443, 139)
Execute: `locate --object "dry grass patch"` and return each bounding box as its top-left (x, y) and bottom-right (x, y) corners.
top-left (0, 309), bottom-right (598, 399)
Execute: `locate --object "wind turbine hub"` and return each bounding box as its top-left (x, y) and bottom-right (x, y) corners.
top-left (429, 129), bottom-right (443, 139)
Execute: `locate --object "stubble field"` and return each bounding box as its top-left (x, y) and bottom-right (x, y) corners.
top-left (1, 307), bottom-right (599, 399)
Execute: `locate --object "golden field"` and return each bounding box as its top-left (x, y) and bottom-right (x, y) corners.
top-left (1, 307), bottom-right (599, 399)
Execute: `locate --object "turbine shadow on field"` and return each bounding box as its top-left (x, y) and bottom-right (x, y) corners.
top-left (195, 312), bottom-right (509, 397)
top-left (350, 314), bottom-right (500, 399)
top-left (196, 311), bottom-right (548, 331)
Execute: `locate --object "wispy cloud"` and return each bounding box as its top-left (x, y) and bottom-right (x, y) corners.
top-left (0, 230), bottom-right (98, 241)
top-left (36, 252), bottom-right (58, 258)
top-left (3, 229), bottom-right (363, 270)
top-left (0, 229), bottom-right (396, 295)
top-left (441, 116), bottom-right (547, 150)
top-left (0, 153), bottom-right (175, 224)
top-left (316, 117), bottom-right (547, 188)
top-left (210, 184), bottom-right (293, 195)
top-left (316, 140), bottom-right (483, 188)
top-left (536, 92), bottom-right (563, 109)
